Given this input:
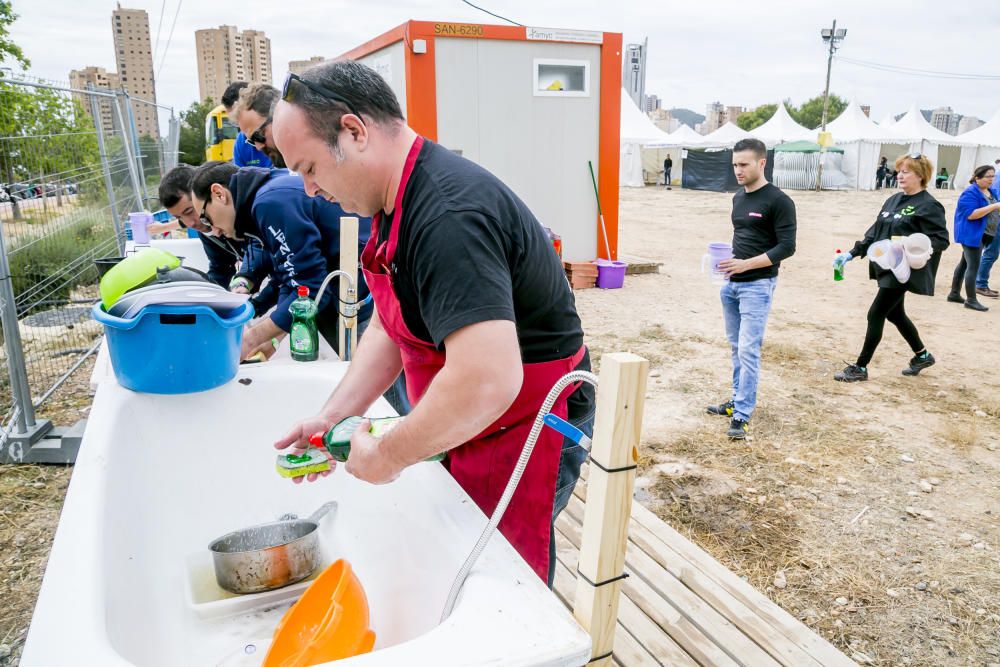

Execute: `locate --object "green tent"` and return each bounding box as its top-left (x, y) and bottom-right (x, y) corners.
top-left (773, 140), bottom-right (844, 153)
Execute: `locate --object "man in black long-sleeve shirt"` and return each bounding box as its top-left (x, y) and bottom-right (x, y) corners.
top-left (707, 138), bottom-right (797, 440)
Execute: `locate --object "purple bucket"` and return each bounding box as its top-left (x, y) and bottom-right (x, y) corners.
top-left (595, 259), bottom-right (628, 289)
top-left (128, 211), bottom-right (153, 244)
top-left (701, 242), bottom-right (733, 283)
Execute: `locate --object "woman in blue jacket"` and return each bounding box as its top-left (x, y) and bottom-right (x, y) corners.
top-left (947, 165), bottom-right (1000, 311)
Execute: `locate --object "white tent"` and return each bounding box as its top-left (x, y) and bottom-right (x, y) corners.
top-left (827, 101), bottom-right (913, 190)
top-left (877, 112), bottom-right (896, 128)
top-left (750, 104), bottom-right (815, 147)
top-left (955, 109), bottom-right (1000, 186)
top-left (619, 89), bottom-right (674, 187)
top-left (656, 122), bottom-right (718, 148)
top-left (886, 105), bottom-right (972, 187)
top-left (703, 122), bottom-right (753, 146)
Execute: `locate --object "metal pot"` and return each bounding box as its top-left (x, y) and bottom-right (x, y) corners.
top-left (208, 501), bottom-right (337, 594)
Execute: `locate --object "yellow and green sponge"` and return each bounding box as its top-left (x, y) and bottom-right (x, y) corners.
top-left (275, 449), bottom-right (331, 478)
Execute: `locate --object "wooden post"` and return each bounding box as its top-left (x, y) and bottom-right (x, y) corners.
top-left (338, 216), bottom-right (359, 360)
top-left (573, 352), bottom-right (648, 666)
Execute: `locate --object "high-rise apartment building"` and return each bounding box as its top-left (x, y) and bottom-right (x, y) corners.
top-left (725, 105), bottom-right (745, 126)
top-left (703, 102), bottom-right (726, 134)
top-left (930, 106), bottom-right (960, 136)
top-left (195, 25), bottom-right (272, 105)
top-left (289, 56), bottom-right (326, 75)
top-left (112, 4), bottom-right (158, 138)
top-left (68, 66), bottom-right (120, 130)
top-left (622, 39), bottom-right (647, 110)
top-left (957, 115), bottom-right (983, 135)
top-left (644, 94), bottom-right (662, 113)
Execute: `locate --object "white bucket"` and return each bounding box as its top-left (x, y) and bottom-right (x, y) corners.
top-left (903, 233), bottom-right (932, 269)
top-left (868, 239), bottom-right (899, 271)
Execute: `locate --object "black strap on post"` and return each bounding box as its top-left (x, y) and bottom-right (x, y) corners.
top-left (588, 455), bottom-right (638, 475)
top-left (587, 650), bottom-right (613, 663)
top-left (576, 567), bottom-right (629, 588)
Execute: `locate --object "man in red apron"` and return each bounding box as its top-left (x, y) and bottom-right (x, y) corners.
top-left (271, 61), bottom-right (594, 585)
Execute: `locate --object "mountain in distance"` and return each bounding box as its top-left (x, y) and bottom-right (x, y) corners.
top-left (668, 108), bottom-right (705, 129)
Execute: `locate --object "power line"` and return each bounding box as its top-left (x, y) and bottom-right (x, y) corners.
top-left (836, 56), bottom-right (1000, 81)
top-left (459, 0), bottom-right (523, 26)
top-left (151, 0), bottom-right (166, 66)
top-left (155, 0), bottom-right (183, 82)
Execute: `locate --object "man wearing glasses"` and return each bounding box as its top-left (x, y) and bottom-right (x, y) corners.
top-left (222, 81), bottom-right (272, 169)
top-left (158, 164), bottom-right (277, 315)
top-left (189, 161), bottom-right (372, 363)
top-left (269, 61), bottom-right (595, 588)
top-left (234, 83), bottom-right (285, 168)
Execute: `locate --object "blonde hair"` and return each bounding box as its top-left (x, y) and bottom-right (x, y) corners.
top-left (894, 154), bottom-right (934, 188)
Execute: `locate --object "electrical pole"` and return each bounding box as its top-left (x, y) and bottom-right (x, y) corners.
top-left (816, 20), bottom-right (847, 191)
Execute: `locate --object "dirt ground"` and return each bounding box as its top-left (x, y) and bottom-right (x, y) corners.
top-left (1, 186), bottom-right (998, 665)
top-left (578, 186), bottom-right (999, 666)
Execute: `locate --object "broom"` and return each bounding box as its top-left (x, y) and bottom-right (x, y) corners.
top-left (587, 160), bottom-right (613, 260)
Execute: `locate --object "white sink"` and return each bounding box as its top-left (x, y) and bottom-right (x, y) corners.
top-left (22, 361), bottom-right (591, 666)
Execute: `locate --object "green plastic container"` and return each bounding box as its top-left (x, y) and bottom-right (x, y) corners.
top-left (100, 248), bottom-right (181, 310)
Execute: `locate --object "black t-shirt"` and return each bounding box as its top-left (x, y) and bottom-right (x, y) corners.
top-left (730, 182), bottom-right (797, 282)
top-left (379, 139), bottom-right (594, 420)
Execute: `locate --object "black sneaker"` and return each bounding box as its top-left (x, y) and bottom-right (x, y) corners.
top-left (727, 418), bottom-right (749, 440)
top-left (834, 364), bottom-right (868, 382)
top-left (707, 400), bottom-right (734, 417)
top-left (902, 352), bottom-right (935, 376)
top-left (947, 292), bottom-right (964, 303)
top-left (965, 300), bottom-right (989, 312)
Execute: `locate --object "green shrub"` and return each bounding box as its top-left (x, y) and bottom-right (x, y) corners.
top-left (9, 213), bottom-right (115, 303)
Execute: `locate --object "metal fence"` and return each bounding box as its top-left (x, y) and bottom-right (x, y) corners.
top-left (0, 74), bottom-right (179, 451)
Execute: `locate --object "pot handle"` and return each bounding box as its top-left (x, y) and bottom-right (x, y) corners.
top-left (308, 501), bottom-right (338, 524)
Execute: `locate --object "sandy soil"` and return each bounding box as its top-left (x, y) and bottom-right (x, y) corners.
top-left (578, 186), bottom-right (999, 666)
top-left (1, 186), bottom-right (998, 666)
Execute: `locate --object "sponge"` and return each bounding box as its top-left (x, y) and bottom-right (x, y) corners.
top-left (275, 448), bottom-right (331, 478)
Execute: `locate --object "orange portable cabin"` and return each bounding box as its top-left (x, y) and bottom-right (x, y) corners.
top-left (339, 21), bottom-right (623, 262)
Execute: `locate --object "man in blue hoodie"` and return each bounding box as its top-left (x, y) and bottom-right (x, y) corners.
top-left (190, 162), bottom-right (372, 361)
top-left (158, 164), bottom-right (278, 316)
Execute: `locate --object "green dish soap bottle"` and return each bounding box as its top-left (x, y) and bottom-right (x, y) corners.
top-left (309, 416), bottom-right (446, 463)
top-left (289, 285), bottom-right (318, 362)
top-left (834, 249), bottom-right (845, 282)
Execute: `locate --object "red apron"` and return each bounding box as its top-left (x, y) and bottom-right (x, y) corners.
top-left (360, 136), bottom-right (584, 580)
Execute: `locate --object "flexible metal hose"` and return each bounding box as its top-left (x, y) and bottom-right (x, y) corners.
top-left (440, 369), bottom-right (599, 621)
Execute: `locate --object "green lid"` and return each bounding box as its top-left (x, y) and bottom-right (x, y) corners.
top-left (99, 248), bottom-right (181, 310)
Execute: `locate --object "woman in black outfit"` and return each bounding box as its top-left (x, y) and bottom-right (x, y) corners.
top-left (831, 154), bottom-right (950, 382)
top-left (876, 157), bottom-right (888, 190)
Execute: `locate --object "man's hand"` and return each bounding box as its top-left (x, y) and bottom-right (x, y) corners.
top-left (718, 253), bottom-right (772, 277)
top-left (717, 257), bottom-right (751, 276)
top-left (240, 320), bottom-right (283, 361)
top-left (344, 419), bottom-right (404, 484)
top-left (274, 413), bottom-right (339, 484)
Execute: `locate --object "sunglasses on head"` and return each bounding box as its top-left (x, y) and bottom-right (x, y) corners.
top-left (908, 152), bottom-right (923, 160)
top-left (246, 118), bottom-right (271, 147)
top-left (281, 72), bottom-right (364, 123)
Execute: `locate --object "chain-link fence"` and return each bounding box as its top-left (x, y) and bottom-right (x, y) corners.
top-left (0, 75), bottom-right (178, 449)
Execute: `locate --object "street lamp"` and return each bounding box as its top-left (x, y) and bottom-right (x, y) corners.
top-left (816, 20), bottom-right (847, 190)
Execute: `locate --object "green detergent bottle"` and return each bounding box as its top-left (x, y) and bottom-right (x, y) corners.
top-left (288, 285), bottom-right (319, 362)
top-left (308, 416), bottom-right (446, 463)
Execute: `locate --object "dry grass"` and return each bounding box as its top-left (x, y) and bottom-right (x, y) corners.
top-left (936, 419), bottom-right (981, 450)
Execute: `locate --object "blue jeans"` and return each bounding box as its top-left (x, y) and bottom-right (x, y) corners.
top-left (976, 232), bottom-right (1000, 289)
top-left (548, 411), bottom-right (594, 587)
top-left (720, 277), bottom-right (777, 422)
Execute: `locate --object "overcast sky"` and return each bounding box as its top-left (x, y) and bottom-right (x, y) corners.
top-left (8, 0), bottom-right (1000, 134)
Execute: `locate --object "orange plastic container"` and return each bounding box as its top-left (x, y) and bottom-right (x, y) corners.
top-left (263, 559), bottom-right (375, 667)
